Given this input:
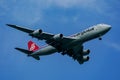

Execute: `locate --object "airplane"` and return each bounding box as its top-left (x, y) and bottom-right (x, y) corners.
top-left (6, 23), bottom-right (111, 64)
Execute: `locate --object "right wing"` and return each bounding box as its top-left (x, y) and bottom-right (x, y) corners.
top-left (62, 44), bottom-right (90, 64)
top-left (15, 47), bottom-right (40, 60)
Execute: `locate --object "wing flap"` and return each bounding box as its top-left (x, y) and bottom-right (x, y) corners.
top-left (36, 32), bottom-right (54, 40)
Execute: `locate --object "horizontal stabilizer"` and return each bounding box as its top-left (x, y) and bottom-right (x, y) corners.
top-left (32, 55), bottom-right (40, 60)
top-left (15, 47), bottom-right (33, 54)
top-left (6, 24), bottom-right (34, 33)
top-left (15, 47), bottom-right (40, 60)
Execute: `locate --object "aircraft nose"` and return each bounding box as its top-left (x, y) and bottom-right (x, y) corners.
top-left (105, 25), bottom-right (111, 31)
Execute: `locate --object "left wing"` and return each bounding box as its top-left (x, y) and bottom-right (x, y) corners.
top-left (7, 24), bottom-right (75, 44)
top-left (6, 24), bottom-right (34, 33)
top-left (6, 24), bottom-right (53, 40)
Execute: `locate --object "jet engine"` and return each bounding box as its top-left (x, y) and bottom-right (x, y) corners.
top-left (30, 29), bottom-right (42, 36)
top-left (77, 56), bottom-right (89, 64)
top-left (53, 34), bottom-right (63, 41)
top-left (82, 49), bottom-right (90, 55)
top-left (82, 56), bottom-right (89, 62)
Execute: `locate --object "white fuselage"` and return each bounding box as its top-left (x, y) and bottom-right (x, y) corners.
top-left (31, 24), bottom-right (111, 56)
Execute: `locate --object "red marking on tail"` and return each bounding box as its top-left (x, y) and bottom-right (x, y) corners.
top-left (28, 40), bottom-right (40, 52)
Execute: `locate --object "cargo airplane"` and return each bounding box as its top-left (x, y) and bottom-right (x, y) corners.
top-left (7, 24), bottom-right (111, 64)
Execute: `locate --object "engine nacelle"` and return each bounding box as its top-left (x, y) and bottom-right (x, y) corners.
top-left (82, 49), bottom-right (90, 55)
top-left (53, 34), bottom-right (63, 41)
top-left (30, 29), bottom-right (42, 36)
top-left (82, 56), bottom-right (89, 62)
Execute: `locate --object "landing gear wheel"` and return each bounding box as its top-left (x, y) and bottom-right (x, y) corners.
top-left (99, 37), bottom-right (102, 40)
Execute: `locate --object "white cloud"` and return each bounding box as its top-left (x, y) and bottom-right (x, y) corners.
top-left (0, 0), bottom-right (112, 24)
top-left (104, 41), bottom-right (120, 52)
top-left (28, 0), bottom-right (110, 13)
top-left (110, 43), bottom-right (120, 51)
top-left (43, 0), bottom-right (109, 14)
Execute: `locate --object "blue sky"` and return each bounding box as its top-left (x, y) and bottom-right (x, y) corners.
top-left (0, 0), bottom-right (120, 80)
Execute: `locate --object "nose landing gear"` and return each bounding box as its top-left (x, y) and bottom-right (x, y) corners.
top-left (99, 37), bottom-right (102, 40)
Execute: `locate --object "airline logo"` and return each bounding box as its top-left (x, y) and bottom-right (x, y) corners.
top-left (28, 40), bottom-right (39, 52)
top-left (30, 43), bottom-right (36, 51)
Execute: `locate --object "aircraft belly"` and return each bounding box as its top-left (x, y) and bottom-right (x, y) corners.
top-left (62, 40), bottom-right (82, 50)
top-left (33, 46), bottom-right (57, 56)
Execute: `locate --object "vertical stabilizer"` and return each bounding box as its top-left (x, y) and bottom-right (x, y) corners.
top-left (28, 40), bottom-right (40, 52)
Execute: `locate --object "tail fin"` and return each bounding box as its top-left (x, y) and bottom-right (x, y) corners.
top-left (15, 40), bottom-right (40, 60)
top-left (28, 40), bottom-right (40, 52)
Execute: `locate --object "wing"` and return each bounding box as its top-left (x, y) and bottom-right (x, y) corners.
top-left (7, 24), bottom-right (75, 43)
top-left (62, 44), bottom-right (90, 64)
top-left (6, 24), bottom-right (53, 39)
top-left (6, 24), bottom-right (34, 33)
